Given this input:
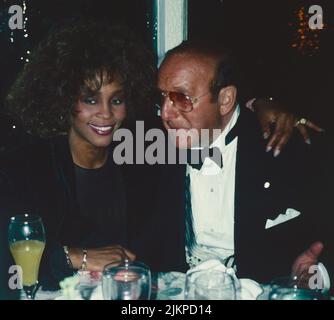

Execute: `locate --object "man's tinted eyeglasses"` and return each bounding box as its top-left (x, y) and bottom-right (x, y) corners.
top-left (156, 90), bottom-right (210, 113)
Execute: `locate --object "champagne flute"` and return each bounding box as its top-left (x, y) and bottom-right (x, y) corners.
top-left (8, 214), bottom-right (46, 300)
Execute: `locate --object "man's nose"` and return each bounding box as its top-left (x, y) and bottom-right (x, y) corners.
top-left (161, 99), bottom-right (179, 121)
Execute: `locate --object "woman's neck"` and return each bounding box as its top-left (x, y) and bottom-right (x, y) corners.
top-left (68, 132), bottom-right (109, 169)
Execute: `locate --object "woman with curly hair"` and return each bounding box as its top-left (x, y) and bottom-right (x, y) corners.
top-left (0, 20), bottom-right (156, 291)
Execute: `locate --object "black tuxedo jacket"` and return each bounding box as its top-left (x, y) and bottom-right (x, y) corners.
top-left (129, 108), bottom-right (332, 284)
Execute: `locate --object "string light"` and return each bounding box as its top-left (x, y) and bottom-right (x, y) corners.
top-left (7, 0), bottom-right (30, 61)
top-left (289, 6), bottom-right (324, 56)
top-left (22, 0), bottom-right (29, 40)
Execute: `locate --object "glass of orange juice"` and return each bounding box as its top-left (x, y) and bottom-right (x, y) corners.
top-left (8, 214), bottom-right (46, 300)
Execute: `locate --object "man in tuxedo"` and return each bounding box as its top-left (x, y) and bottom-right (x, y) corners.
top-left (130, 41), bottom-right (332, 289)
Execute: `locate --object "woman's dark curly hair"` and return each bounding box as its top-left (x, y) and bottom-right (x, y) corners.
top-left (5, 20), bottom-right (156, 138)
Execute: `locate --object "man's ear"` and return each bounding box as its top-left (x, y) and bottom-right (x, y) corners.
top-left (218, 86), bottom-right (237, 116)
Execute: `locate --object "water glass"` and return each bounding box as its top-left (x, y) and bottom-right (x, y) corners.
top-left (102, 260), bottom-right (151, 300)
top-left (269, 276), bottom-right (329, 300)
top-left (185, 269), bottom-right (236, 300)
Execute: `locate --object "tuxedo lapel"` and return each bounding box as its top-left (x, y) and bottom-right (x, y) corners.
top-left (232, 109), bottom-right (271, 275)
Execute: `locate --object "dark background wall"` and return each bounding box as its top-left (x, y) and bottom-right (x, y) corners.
top-left (189, 0), bottom-right (334, 132)
top-left (0, 0), bottom-right (152, 100)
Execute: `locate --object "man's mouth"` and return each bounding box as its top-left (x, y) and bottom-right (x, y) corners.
top-left (168, 125), bottom-right (190, 131)
top-left (88, 123), bottom-right (114, 136)
top-left (166, 122), bottom-right (182, 130)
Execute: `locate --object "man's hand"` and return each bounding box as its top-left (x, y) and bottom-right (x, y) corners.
top-left (291, 241), bottom-right (324, 287)
top-left (253, 98), bottom-right (324, 157)
top-left (69, 245), bottom-right (136, 272)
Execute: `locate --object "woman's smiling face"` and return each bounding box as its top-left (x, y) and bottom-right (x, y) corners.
top-left (69, 80), bottom-right (126, 149)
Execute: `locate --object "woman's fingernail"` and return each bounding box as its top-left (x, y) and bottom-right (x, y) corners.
top-left (263, 132), bottom-right (269, 139)
top-left (266, 146), bottom-right (272, 153)
top-left (306, 138), bottom-right (311, 145)
top-left (274, 149), bottom-right (281, 157)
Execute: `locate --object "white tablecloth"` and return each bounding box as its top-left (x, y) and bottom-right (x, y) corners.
top-left (30, 272), bottom-right (270, 300)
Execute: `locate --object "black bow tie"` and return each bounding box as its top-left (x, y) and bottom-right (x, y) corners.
top-left (184, 116), bottom-right (240, 171)
top-left (187, 147), bottom-right (223, 170)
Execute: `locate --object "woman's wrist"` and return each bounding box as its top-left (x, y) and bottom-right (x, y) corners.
top-left (81, 250), bottom-right (88, 270)
top-left (66, 247), bottom-right (83, 270)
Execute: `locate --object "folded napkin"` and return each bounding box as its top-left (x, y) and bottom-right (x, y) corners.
top-left (186, 259), bottom-right (263, 300)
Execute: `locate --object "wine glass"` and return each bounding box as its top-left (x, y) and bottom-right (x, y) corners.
top-left (102, 260), bottom-right (151, 300)
top-left (8, 214), bottom-right (46, 300)
top-left (185, 269), bottom-right (236, 300)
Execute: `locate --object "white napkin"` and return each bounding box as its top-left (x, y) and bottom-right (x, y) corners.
top-left (186, 259), bottom-right (263, 300)
top-left (57, 271), bottom-right (103, 300)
